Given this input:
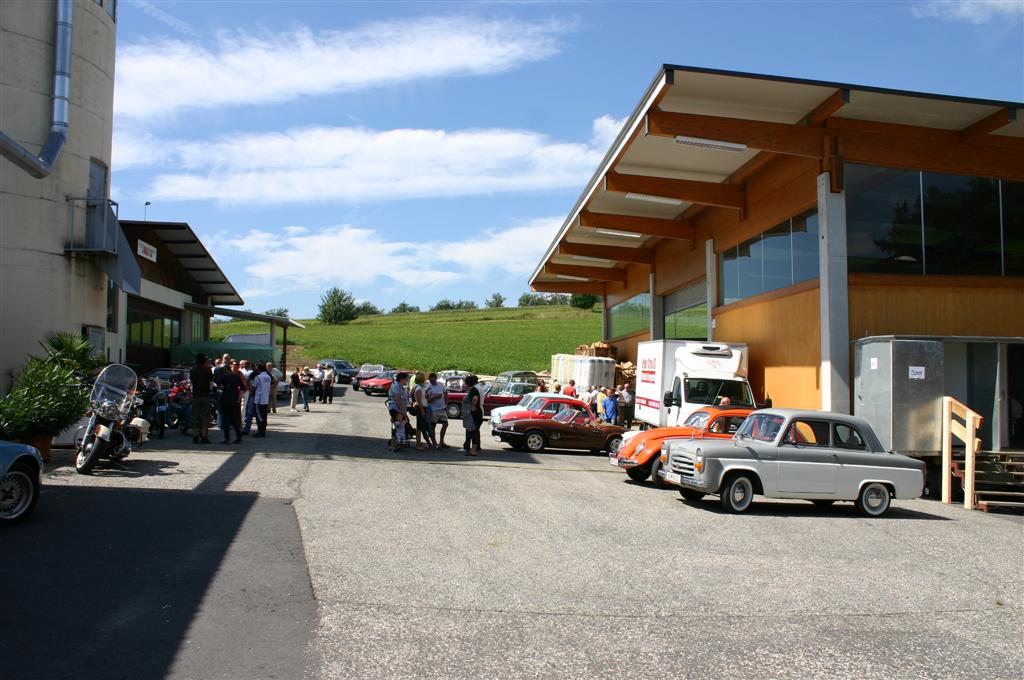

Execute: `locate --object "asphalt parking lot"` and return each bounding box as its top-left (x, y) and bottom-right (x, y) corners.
top-left (9, 386), bottom-right (1022, 679)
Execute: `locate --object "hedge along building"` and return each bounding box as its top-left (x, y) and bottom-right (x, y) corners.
top-left (529, 66), bottom-right (1024, 429)
top-left (0, 0), bottom-right (127, 386)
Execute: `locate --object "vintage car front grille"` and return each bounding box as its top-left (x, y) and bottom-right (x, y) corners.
top-left (670, 451), bottom-right (695, 478)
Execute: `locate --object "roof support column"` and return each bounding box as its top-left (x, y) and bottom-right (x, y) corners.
top-left (705, 239), bottom-right (717, 342)
top-left (817, 172), bottom-right (850, 414)
top-left (601, 296), bottom-right (609, 341)
top-left (649, 272), bottom-right (663, 341)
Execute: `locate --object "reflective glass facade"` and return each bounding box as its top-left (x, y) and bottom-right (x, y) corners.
top-left (846, 164), bottom-right (1022, 277)
top-left (719, 209), bottom-right (819, 305)
top-left (609, 293), bottom-right (650, 339)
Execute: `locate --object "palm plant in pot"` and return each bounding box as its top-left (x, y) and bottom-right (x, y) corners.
top-left (0, 358), bottom-right (89, 461)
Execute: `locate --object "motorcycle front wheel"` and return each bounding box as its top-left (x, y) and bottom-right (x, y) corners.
top-left (76, 433), bottom-right (105, 474)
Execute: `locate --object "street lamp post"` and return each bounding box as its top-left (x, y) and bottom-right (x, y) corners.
top-left (144, 201), bottom-right (151, 220)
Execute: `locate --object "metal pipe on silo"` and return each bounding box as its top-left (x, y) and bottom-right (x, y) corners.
top-left (0, 0), bottom-right (74, 178)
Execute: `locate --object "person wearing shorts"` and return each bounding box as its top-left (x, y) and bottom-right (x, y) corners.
top-left (425, 372), bottom-right (449, 448)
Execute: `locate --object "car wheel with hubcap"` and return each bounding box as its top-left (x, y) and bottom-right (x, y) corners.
top-left (719, 473), bottom-right (755, 513)
top-left (524, 430), bottom-right (546, 453)
top-left (679, 488), bottom-right (705, 502)
top-left (0, 461), bottom-right (39, 525)
top-left (446, 403), bottom-right (461, 419)
top-left (857, 482), bottom-right (891, 517)
top-left (606, 436), bottom-right (623, 455)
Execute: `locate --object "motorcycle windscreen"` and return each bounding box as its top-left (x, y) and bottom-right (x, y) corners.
top-left (91, 364), bottom-right (139, 409)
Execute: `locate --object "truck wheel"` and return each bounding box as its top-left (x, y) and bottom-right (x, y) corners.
top-left (524, 431), bottom-right (546, 452)
top-left (856, 482), bottom-right (891, 517)
top-left (679, 488), bottom-right (705, 502)
top-left (446, 403), bottom-right (461, 419)
top-left (649, 456), bottom-right (666, 488)
top-left (719, 473), bottom-right (755, 513)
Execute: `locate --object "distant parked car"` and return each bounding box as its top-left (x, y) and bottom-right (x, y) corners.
top-left (659, 409), bottom-right (926, 516)
top-left (141, 367), bottom-right (188, 389)
top-left (437, 369), bottom-right (471, 382)
top-left (352, 364), bottom-right (386, 391)
top-left (493, 407), bottom-right (625, 454)
top-left (0, 440), bottom-right (43, 525)
top-left (445, 381), bottom-right (537, 418)
top-left (328, 359), bottom-right (359, 384)
top-left (361, 370), bottom-right (414, 397)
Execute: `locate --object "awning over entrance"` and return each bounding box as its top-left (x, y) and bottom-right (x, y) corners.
top-left (171, 341), bottom-right (281, 366)
top-left (529, 65), bottom-right (1024, 293)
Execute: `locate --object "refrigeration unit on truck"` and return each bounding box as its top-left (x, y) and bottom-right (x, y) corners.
top-left (634, 340), bottom-right (755, 428)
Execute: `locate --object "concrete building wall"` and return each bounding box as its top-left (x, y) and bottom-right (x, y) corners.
top-left (0, 0), bottom-right (117, 388)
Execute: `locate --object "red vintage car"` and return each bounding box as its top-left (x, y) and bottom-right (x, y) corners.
top-left (445, 382), bottom-right (537, 418)
top-left (361, 370), bottom-right (414, 397)
top-left (493, 407), bottom-right (625, 454)
top-left (488, 394), bottom-right (594, 428)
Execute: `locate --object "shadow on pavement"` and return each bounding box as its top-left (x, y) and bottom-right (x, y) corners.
top-left (0, 484), bottom-right (257, 679)
top-left (674, 496), bottom-right (952, 521)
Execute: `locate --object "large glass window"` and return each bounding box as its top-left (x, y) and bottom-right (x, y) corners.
top-left (665, 304), bottom-right (707, 340)
top-left (608, 293), bottom-right (650, 339)
top-left (847, 165), bottom-right (1020, 278)
top-left (1001, 181), bottom-right (1024, 277)
top-left (846, 164), bottom-right (923, 274)
top-left (127, 305), bottom-right (181, 350)
top-left (718, 209), bottom-right (819, 305)
top-left (105, 280), bottom-right (119, 333)
top-left (923, 173), bottom-right (1001, 276)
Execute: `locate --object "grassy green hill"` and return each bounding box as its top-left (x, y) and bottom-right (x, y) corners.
top-left (210, 306), bottom-right (602, 375)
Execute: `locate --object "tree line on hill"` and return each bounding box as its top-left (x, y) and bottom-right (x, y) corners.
top-left (315, 288), bottom-right (601, 325)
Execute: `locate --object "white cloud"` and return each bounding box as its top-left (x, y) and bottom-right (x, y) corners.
top-left (114, 16), bottom-right (571, 119)
top-left (590, 115), bottom-right (627, 150)
top-left (131, 123), bottom-right (607, 204)
top-left (912, 0), bottom-right (1024, 24)
top-left (220, 217), bottom-right (562, 299)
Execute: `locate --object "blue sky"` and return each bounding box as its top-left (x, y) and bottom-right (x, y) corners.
top-left (110, 0), bottom-right (1024, 318)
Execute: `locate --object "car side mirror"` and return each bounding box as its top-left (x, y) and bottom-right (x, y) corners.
top-left (663, 390), bottom-right (676, 407)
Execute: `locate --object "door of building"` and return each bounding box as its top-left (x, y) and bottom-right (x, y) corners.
top-left (1009, 344), bottom-right (1024, 449)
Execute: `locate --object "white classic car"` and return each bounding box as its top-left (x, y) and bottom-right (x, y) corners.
top-left (659, 409), bottom-right (926, 516)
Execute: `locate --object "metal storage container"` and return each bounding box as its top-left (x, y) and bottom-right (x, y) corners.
top-left (573, 356), bottom-right (615, 391)
top-left (854, 337), bottom-right (944, 455)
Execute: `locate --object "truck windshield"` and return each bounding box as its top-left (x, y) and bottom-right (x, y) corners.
top-left (684, 378), bottom-right (754, 407)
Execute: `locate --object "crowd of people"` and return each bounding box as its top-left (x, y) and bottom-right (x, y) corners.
top-left (384, 372), bottom-right (474, 454)
top-left (287, 363), bottom-right (336, 411)
top-left (544, 379), bottom-right (635, 428)
top-left (187, 353), bottom-right (281, 444)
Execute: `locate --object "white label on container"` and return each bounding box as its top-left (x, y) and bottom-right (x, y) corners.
top-left (909, 366), bottom-right (926, 380)
top-left (870, 357), bottom-right (878, 370)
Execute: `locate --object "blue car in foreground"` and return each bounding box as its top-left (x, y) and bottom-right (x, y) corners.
top-left (0, 440), bottom-right (43, 525)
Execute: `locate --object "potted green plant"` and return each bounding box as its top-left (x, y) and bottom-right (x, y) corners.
top-left (0, 358), bottom-right (88, 461)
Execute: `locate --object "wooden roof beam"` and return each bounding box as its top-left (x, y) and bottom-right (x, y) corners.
top-left (532, 282), bottom-right (606, 295)
top-left (803, 88), bottom-right (850, 127)
top-left (605, 171), bottom-right (743, 210)
top-left (580, 210), bottom-right (696, 240)
top-left (959, 107), bottom-right (1017, 143)
top-left (545, 263), bottom-right (628, 283)
top-left (559, 241), bottom-right (653, 265)
top-left (647, 109), bottom-right (823, 159)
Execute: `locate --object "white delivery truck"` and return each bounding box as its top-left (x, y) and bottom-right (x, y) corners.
top-left (634, 340), bottom-right (755, 428)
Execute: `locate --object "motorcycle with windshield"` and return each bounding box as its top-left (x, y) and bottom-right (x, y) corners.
top-left (75, 364), bottom-right (150, 474)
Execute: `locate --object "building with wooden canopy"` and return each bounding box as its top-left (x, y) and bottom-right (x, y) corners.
top-left (529, 65), bottom-right (1023, 436)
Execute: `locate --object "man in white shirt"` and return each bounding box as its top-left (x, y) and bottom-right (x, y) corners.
top-left (252, 366), bottom-right (273, 437)
top-left (619, 383), bottom-right (635, 429)
top-left (322, 366), bottom-right (335, 404)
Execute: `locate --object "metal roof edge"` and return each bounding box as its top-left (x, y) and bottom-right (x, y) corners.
top-left (184, 302), bottom-right (305, 328)
top-left (528, 65), bottom-right (673, 287)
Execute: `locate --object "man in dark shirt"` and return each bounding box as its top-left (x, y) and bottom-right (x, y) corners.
top-left (215, 358), bottom-right (244, 444)
top-left (189, 354), bottom-right (213, 444)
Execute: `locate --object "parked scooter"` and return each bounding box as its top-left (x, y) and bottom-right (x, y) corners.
top-left (75, 364), bottom-right (150, 474)
top-left (140, 378), bottom-right (170, 439)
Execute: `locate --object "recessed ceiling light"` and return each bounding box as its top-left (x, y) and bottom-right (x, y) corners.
top-left (594, 228), bottom-right (643, 239)
top-left (674, 135), bottom-right (747, 152)
top-left (623, 192), bottom-right (683, 206)
top-left (554, 274), bottom-right (590, 281)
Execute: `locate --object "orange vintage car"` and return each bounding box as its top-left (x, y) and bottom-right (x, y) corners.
top-left (611, 406), bottom-right (753, 486)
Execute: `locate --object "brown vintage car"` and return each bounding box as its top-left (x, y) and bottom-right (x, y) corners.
top-left (493, 407), bottom-right (625, 454)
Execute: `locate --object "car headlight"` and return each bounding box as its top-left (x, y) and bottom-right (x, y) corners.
top-left (636, 441), bottom-right (646, 454)
top-left (695, 449), bottom-right (704, 473)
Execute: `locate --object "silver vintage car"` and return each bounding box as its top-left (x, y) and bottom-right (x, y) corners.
top-left (658, 409), bottom-right (926, 516)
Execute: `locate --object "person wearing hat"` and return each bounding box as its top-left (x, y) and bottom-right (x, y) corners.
top-left (189, 353), bottom-right (213, 444)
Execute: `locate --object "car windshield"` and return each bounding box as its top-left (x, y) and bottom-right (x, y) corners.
top-left (360, 364), bottom-right (383, 372)
top-left (683, 411), bottom-right (710, 429)
top-left (519, 395), bottom-right (538, 409)
top-left (683, 378), bottom-right (755, 407)
top-left (335, 360), bottom-right (353, 369)
top-left (735, 414), bottom-right (785, 442)
top-left (553, 409), bottom-right (577, 424)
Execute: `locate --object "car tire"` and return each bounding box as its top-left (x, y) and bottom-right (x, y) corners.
top-left (719, 473), bottom-right (755, 513)
top-left (626, 463), bottom-right (650, 482)
top-left (606, 435), bottom-right (623, 455)
top-left (649, 456), bottom-right (666, 489)
top-left (0, 461), bottom-right (40, 525)
top-left (446, 403), bottom-right (461, 419)
top-left (679, 488), bottom-right (705, 502)
top-left (811, 499), bottom-right (835, 507)
top-left (364, 390), bottom-right (373, 397)
top-left (524, 430), bottom-right (546, 452)
top-left (856, 482), bottom-right (891, 517)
